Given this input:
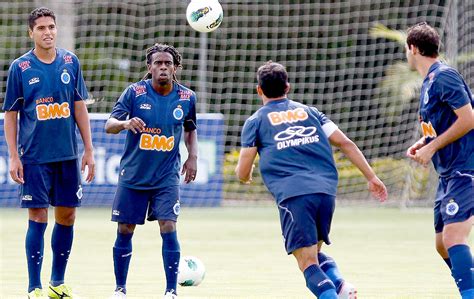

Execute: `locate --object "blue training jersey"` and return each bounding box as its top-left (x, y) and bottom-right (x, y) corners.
top-left (419, 62), bottom-right (474, 177)
top-left (2, 48), bottom-right (88, 164)
top-left (110, 80), bottom-right (197, 190)
top-left (241, 98), bottom-right (338, 204)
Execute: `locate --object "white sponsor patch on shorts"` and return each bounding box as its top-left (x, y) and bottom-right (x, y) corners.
top-left (22, 195), bottom-right (33, 201)
top-left (173, 202), bottom-right (181, 216)
top-left (112, 210), bottom-right (120, 216)
top-left (76, 185), bottom-right (83, 200)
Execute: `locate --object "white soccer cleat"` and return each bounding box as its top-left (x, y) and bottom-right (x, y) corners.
top-left (163, 291), bottom-right (178, 299)
top-left (338, 281), bottom-right (357, 299)
top-left (110, 290), bottom-right (127, 299)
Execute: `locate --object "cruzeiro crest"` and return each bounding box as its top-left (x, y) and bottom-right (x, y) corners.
top-left (61, 69), bottom-right (71, 84)
top-left (173, 105), bottom-right (184, 120)
top-left (445, 199), bottom-right (459, 216)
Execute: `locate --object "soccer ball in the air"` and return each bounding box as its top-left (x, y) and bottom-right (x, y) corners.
top-left (186, 0), bottom-right (223, 33)
top-left (177, 256), bottom-right (206, 286)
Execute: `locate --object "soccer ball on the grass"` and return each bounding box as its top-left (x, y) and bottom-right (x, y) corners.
top-left (186, 0), bottom-right (223, 33)
top-left (177, 256), bottom-right (206, 286)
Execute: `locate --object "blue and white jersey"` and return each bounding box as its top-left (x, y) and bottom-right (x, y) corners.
top-left (110, 80), bottom-right (197, 190)
top-left (241, 98), bottom-right (338, 204)
top-left (2, 48), bottom-right (88, 164)
top-left (419, 62), bottom-right (474, 177)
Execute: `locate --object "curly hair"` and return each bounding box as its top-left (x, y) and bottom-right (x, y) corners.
top-left (142, 43), bottom-right (182, 81)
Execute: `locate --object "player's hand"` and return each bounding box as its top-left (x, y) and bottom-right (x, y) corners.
top-left (413, 143), bottom-right (435, 167)
top-left (81, 148), bottom-right (96, 183)
top-left (368, 176), bottom-right (387, 202)
top-left (181, 154), bottom-right (197, 184)
top-left (406, 140), bottom-right (425, 159)
top-left (237, 164), bottom-right (254, 185)
top-left (9, 156), bottom-right (24, 184)
top-left (124, 117), bottom-right (146, 134)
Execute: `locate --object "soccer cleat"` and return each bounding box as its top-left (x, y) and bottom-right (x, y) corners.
top-left (338, 281), bottom-right (357, 299)
top-left (110, 289), bottom-right (127, 299)
top-left (48, 284), bottom-right (73, 298)
top-left (163, 291), bottom-right (178, 299)
top-left (28, 288), bottom-right (48, 299)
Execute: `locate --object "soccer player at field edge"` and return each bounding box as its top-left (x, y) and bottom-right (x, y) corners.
top-left (2, 7), bottom-right (95, 299)
top-left (405, 22), bottom-right (474, 298)
top-left (105, 43), bottom-right (198, 299)
top-left (235, 61), bottom-right (387, 299)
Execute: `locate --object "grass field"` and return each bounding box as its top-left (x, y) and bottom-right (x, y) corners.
top-left (0, 205), bottom-right (470, 299)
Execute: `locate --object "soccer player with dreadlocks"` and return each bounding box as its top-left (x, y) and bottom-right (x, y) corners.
top-left (105, 43), bottom-right (198, 299)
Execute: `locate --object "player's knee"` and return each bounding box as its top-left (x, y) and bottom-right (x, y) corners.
top-left (56, 212), bottom-right (76, 226)
top-left (118, 223), bottom-right (136, 234)
top-left (442, 226), bottom-right (468, 249)
top-left (159, 220), bottom-right (176, 233)
top-left (28, 208), bottom-right (48, 223)
top-left (293, 247), bottom-right (319, 272)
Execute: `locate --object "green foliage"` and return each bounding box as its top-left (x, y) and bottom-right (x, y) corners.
top-left (369, 23), bottom-right (407, 45)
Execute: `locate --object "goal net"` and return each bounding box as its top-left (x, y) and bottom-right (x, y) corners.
top-left (0, 0), bottom-right (472, 206)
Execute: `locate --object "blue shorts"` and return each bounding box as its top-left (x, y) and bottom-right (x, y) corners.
top-left (111, 185), bottom-right (180, 225)
top-left (434, 170), bottom-right (474, 233)
top-left (20, 159), bottom-right (82, 208)
top-left (278, 193), bottom-right (335, 254)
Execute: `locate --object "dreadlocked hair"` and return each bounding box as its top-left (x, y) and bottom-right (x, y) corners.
top-left (142, 43), bottom-right (182, 81)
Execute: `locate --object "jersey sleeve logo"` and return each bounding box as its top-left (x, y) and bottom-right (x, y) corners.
top-left (60, 69), bottom-right (71, 84)
top-left (36, 97), bottom-right (71, 121)
top-left (19, 60), bottom-right (31, 72)
top-left (268, 108), bottom-right (308, 126)
top-left (63, 55), bottom-right (73, 64)
top-left (178, 89), bottom-right (192, 101)
top-left (133, 85), bottom-right (147, 97)
top-left (421, 121), bottom-right (437, 138)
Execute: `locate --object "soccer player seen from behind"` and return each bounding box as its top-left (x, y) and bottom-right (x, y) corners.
top-left (2, 7), bottom-right (95, 299)
top-left (405, 23), bottom-right (474, 298)
top-left (105, 43), bottom-right (198, 299)
top-left (236, 61), bottom-right (387, 299)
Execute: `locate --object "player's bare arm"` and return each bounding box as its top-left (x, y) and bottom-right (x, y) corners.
top-left (4, 111), bottom-right (24, 184)
top-left (181, 130), bottom-right (198, 184)
top-left (75, 101), bottom-right (95, 183)
top-left (329, 129), bottom-right (388, 202)
top-left (105, 116), bottom-right (146, 134)
top-left (413, 103), bottom-right (474, 166)
top-left (235, 147), bottom-right (257, 184)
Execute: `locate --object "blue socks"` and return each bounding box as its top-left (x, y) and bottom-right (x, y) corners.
top-left (303, 264), bottom-right (337, 298)
top-left (318, 252), bottom-right (344, 293)
top-left (448, 244), bottom-right (473, 298)
top-left (50, 223), bottom-right (74, 287)
top-left (113, 231), bottom-right (134, 293)
top-left (25, 220), bottom-right (47, 292)
top-left (161, 231), bottom-right (180, 294)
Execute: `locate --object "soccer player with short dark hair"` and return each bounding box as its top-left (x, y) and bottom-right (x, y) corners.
top-left (105, 43), bottom-right (198, 299)
top-left (3, 7), bottom-right (95, 299)
top-left (236, 61), bottom-right (387, 299)
top-left (405, 22), bottom-right (474, 298)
